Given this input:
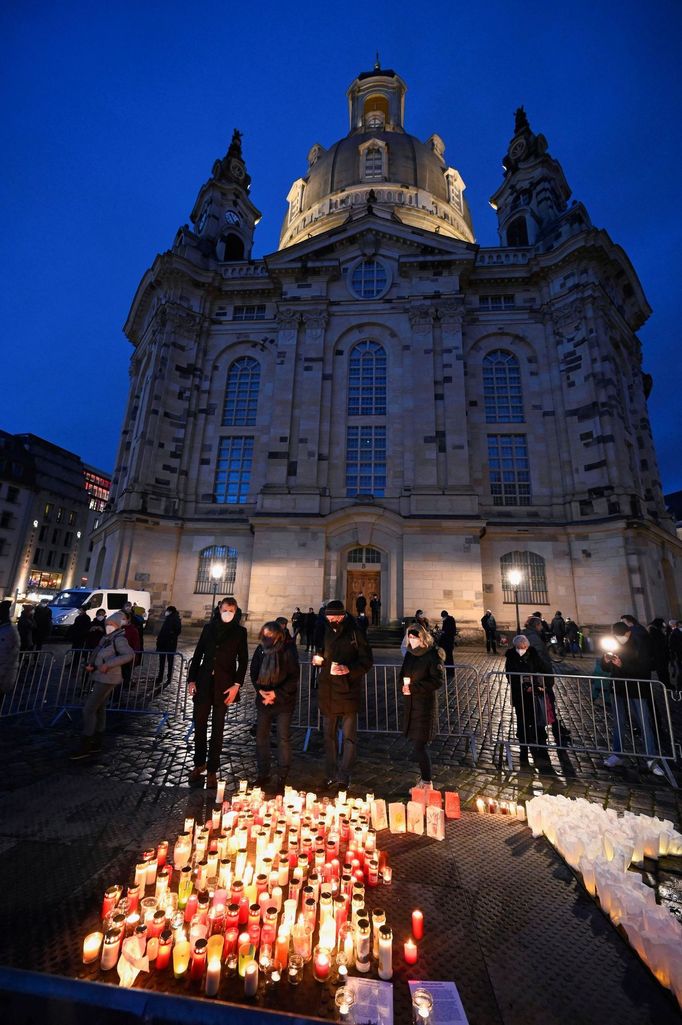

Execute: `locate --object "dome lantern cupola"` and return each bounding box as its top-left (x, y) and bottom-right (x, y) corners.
top-left (347, 60), bottom-right (407, 135)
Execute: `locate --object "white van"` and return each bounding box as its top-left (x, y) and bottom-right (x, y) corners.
top-left (48, 588), bottom-right (151, 636)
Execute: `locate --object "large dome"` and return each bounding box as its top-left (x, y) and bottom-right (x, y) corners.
top-left (278, 67), bottom-right (475, 249)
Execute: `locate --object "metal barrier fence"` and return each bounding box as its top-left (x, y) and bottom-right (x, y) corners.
top-left (0, 651), bottom-right (55, 722)
top-left (483, 669), bottom-right (678, 787)
top-left (50, 650), bottom-right (187, 735)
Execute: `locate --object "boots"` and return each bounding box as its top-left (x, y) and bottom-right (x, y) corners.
top-left (206, 772), bottom-right (218, 789)
top-left (188, 765), bottom-right (206, 788)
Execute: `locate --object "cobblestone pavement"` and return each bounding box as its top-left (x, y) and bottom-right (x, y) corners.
top-left (1, 644), bottom-right (682, 1025)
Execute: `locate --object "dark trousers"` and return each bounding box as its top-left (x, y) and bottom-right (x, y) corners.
top-left (305, 629), bottom-right (316, 651)
top-left (323, 712), bottom-right (358, 784)
top-left (484, 631), bottom-right (497, 654)
top-left (156, 652), bottom-right (175, 683)
top-left (411, 739), bottom-right (432, 781)
top-left (371, 609), bottom-right (380, 626)
top-left (256, 704), bottom-right (292, 780)
top-left (193, 692), bottom-right (227, 772)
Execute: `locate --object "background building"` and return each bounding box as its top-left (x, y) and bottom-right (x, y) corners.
top-left (0, 431), bottom-right (111, 604)
top-left (90, 65), bottom-right (682, 633)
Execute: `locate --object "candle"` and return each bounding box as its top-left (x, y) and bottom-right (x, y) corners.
top-left (382, 866), bottom-right (392, 884)
top-left (287, 952), bottom-right (304, 985)
top-left (190, 937), bottom-right (208, 982)
top-left (238, 935), bottom-right (256, 977)
top-left (173, 938), bottom-right (191, 978)
top-left (183, 893), bottom-right (198, 924)
top-left (355, 917), bottom-right (371, 973)
top-left (412, 987), bottom-right (434, 1021)
top-left (517, 804), bottom-right (527, 822)
top-left (313, 944), bottom-right (331, 982)
top-left (487, 798), bottom-right (497, 814)
top-left (335, 986), bottom-right (355, 1020)
top-left (223, 926), bottom-right (239, 960)
top-left (412, 909), bottom-right (424, 939)
top-left (475, 798), bottom-right (486, 815)
top-left (207, 933), bottom-right (224, 963)
top-left (275, 927), bottom-right (290, 967)
top-left (404, 938), bottom-right (418, 965)
top-left (100, 929), bottom-right (122, 971)
top-left (101, 885), bottom-right (122, 920)
top-left (145, 857), bottom-right (158, 887)
top-left (205, 956), bottom-right (221, 997)
top-left (82, 931), bottom-right (103, 964)
top-left (134, 861), bottom-right (148, 889)
top-left (156, 930), bottom-right (173, 970)
top-left (216, 780), bottom-right (226, 803)
top-left (156, 840), bottom-right (168, 867)
top-left (371, 908), bottom-right (386, 959)
top-left (243, 959), bottom-right (258, 996)
top-left (377, 924), bottom-right (393, 980)
top-left (178, 866), bottom-right (193, 909)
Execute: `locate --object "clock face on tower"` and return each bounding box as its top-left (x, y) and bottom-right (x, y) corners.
top-left (510, 137), bottom-right (527, 160)
top-left (224, 211), bottom-right (241, 226)
top-left (230, 159), bottom-right (245, 181)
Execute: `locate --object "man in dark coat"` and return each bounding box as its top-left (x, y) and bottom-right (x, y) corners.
top-left (68, 608), bottom-right (91, 650)
top-left (355, 592), bottom-right (367, 616)
top-left (155, 606), bottom-right (182, 686)
top-left (187, 596), bottom-right (248, 789)
top-left (438, 610), bottom-right (457, 673)
top-left (304, 607), bottom-right (317, 652)
top-left (550, 612), bottom-right (566, 653)
top-left (33, 599), bottom-right (52, 650)
top-left (369, 593), bottom-right (381, 626)
top-left (314, 599), bottom-right (373, 789)
top-left (505, 635), bottom-right (552, 768)
top-left (250, 621), bottom-right (300, 792)
top-left (480, 610), bottom-right (497, 654)
top-left (620, 614), bottom-right (653, 673)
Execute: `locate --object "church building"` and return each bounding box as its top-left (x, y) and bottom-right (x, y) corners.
top-left (91, 65), bottom-right (682, 632)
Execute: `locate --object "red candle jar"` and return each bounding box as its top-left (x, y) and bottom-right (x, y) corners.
top-left (226, 903), bottom-right (240, 931)
top-left (190, 938), bottom-right (208, 982)
top-left (156, 840), bottom-right (168, 867)
top-left (404, 938), bottom-right (418, 965)
top-left (208, 905), bottom-right (226, 936)
top-left (223, 927), bottom-right (239, 960)
top-left (238, 897), bottom-right (250, 926)
top-left (101, 885), bottom-right (122, 921)
top-left (155, 929), bottom-right (172, 970)
top-left (126, 883), bottom-right (140, 915)
top-left (247, 922), bottom-right (261, 948)
top-left (411, 909), bottom-right (424, 940)
top-left (184, 894), bottom-right (198, 924)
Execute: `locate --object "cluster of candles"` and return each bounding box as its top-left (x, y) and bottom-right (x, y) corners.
top-left (527, 795), bottom-right (682, 1008)
top-left (474, 796), bottom-right (526, 820)
top-left (82, 780), bottom-right (430, 1011)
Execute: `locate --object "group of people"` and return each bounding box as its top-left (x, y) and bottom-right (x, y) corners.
top-left (505, 611), bottom-right (681, 776)
top-left (482, 609), bottom-right (587, 657)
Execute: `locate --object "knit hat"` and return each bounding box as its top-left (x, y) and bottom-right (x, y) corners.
top-left (106, 612), bottom-right (127, 629)
top-left (325, 600), bottom-right (345, 616)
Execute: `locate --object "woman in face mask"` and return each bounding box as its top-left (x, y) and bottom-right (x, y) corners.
top-left (504, 635), bottom-right (552, 769)
top-left (249, 621), bottom-right (300, 793)
top-left (399, 625), bottom-right (445, 790)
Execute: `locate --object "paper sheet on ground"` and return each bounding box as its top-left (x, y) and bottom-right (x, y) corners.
top-left (408, 980), bottom-right (470, 1024)
top-left (348, 977), bottom-right (394, 1024)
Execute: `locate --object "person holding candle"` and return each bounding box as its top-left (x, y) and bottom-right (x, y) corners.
top-left (399, 625), bottom-right (445, 790)
top-left (314, 600), bottom-right (373, 792)
top-left (249, 621), bottom-right (300, 794)
top-left (69, 612), bottom-right (135, 761)
top-left (187, 597), bottom-right (248, 790)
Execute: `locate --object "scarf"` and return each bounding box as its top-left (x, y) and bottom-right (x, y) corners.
top-left (257, 638), bottom-right (283, 687)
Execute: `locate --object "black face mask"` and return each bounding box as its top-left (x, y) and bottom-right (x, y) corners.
top-left (261, 635), bottom-right (275, 648)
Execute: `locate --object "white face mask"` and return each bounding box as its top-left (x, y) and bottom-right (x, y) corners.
top-left (105, 624), bottom-right (116, 634)
top-left (515, 645), bottom-right (529, 655)
top-left (220, 610), bottom-right (235, 623)
top-left (408, 636), bottom-right (421, 649)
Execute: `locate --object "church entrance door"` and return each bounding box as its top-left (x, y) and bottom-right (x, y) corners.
top-left (346, 570), bottom-right (380, 617)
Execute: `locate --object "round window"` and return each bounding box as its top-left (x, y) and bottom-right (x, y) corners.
top-left (349, 259), bottom-right (390, 300)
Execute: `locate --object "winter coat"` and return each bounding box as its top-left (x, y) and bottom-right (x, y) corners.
top-left (249, 642), bottom-right (299, 713)
top-left (400, 645), bottom-right (445, 742)
top-left (84, 622), bottom-right (106, 652)
top-left (316, 614), bottom-right (373, 716)
top-left (34, 605), bottom-right (52, 642)
top-left (648, 626), bottom-right (670, 687)
top-left (522, 628), bottom-right (553, 673)
top-left (481, 613), bottom-right (497, 635)
top-left (599, 634), bottom-right (653, 700)
top-left (565, 620), bottom-right (579, 642)
top-left (355, 595), bottom-right (367, 614)
top-left (439, 615), bottom-right (457, 643)
top-left (87, 628), bottom-right (135, 686)
top-left (550, 616), bottom-right (566, 641)
top-left (189, 618), bottom-right (248, 698)
top-left (670, 629), bottom-right (682, 669)
top-left (156, 611), bottom-right (182, 652)
top-left (505, 645), bottom-right (551, 745)
top-left (17, 612), bottom-right (35, 651)
top-left (68, 612), bottom-right (92, 649)
top-left (0, 622), bottom-right (20, 693)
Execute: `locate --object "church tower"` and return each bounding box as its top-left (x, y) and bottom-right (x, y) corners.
top-left (190, 129), bottom-right (261, 262)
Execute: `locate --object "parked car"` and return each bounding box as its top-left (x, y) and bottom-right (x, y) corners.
top-left (47, 588), bottom-right (151, 636)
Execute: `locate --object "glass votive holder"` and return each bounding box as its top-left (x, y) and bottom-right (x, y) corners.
top-left (313, 944), bottom-right (332, 982)
top-left (412, 987), bottom-right (434, 1023)
top-left (382, 866), bottom-right (392, 884)
top-left (335, 984), bottom-right (356, 1021)
top-left (288, 952), bottom-right (304, 986)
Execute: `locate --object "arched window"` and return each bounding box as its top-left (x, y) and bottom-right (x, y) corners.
top-left (222, 357), bottom-right (260, 426)
top-left (221, 234), bottom-right (244, 260)
top-left (487, 434), bottom-right (530, 505)
top-left (195, 545), bottom-right (238, 594)
top-left (363, 147), bottom-right (384, 179)
top-left (507, 216), bottom-right (529, 246)
top-left (483, 350), bottom-right (524, 422)
top-left (348, 341), bottom-right (386, 416)
top-left (500, 551), bottom-right (548, 605)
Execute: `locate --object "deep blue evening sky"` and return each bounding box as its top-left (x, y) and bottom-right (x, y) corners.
top-left (2, 1), bottom-right (681, 492)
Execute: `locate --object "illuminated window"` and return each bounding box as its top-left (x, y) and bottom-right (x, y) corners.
top-left (347, 547), bottom-right (381, 564)
top-left (222, 357), bottom-right (260, 426)
top-left (350, 260), bottom-right (388, 299)
top-left (348, 341), bottom-right (386, 416)
top-left (214, 437), bottom-right (254, 504)
top-left (346, 426), bottom-right (386, 497)
top-left (501, 551), bottom-right (548, 605)
top-left (488, 434), bottom-right (531, 506)
top-left (194, 544), bottom-right (238, 595)
top-left (483, 350), bottom-right (524, 423)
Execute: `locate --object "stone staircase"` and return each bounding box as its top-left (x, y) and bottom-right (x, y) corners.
top-left (367, 623), bottom-right (404, 648)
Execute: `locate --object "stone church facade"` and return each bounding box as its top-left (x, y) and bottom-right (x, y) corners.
top-left (91, 65), bottom-right (682, 633)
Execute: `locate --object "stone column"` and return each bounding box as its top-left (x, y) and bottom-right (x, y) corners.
top-left (293, 308), bottom-right (329, 489)
top-left (435, 299), bottom-right (469, 488)
top-left (406, 303), bottom-right (439, 489)
top-left (262, 307), bottom-right (301, 489)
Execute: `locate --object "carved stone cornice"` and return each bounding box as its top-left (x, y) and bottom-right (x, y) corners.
top-left (435, 299), bottom-right (465, 330)
top-left (275, 307), bottom-right (301, 327)
top-left (407, 303), bottom-right (435, 332)
top-left (302, 309), bottom-right (329, 332)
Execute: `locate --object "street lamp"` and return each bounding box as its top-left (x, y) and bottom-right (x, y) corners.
top-left (507, 569), bottom-right (523, 634)
top-left (210, 562), bottom-right (224, 613)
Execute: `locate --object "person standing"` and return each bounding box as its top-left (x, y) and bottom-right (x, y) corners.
top-left (120, 611), bottom-right (141, 687)
top-left (314, 599), bottom-right (373, 790)
top-left (0, 600), bottom-right (20, 696)
top-left (438, 610), bottom-right (457, 672)
top-left (124, 601), bottom-right (145, 651)
top-left (355, 591), bottom-right (367, 617)
top-left (505, 634), bottom-right (552, 769)
top-left (304, 607), bottom-right (317, 652)
top-left (369, 593), bottom-right (381, 627)
top-left (565, 618), bottom-right (581, 657)
top-left (249, 620), bottom-right (300, 793)
top-left (400, 625), bottom-right (445, 789)
top-left (84, 609), bottom-right (107, 653)
top-left (33, 599), bottom-right (52, 650)
top-left (550, 611), bottom-right (566, 654)
top-left (670, 621), bottom-right (682, 684)
top-left (17, 605), bottom-right (36, 652)
top-left (187, 597), bottom-right (248, 789)
top-left (69, 612), bottom-right (135, 760)
top-left (155, 606), bottom-right (182, 687)
top-left (291, 608), bottom-right (304, 645)
top-left (648, 618), bottom-right (671, 689)
top-left (481, 610), bottom-right (497, 654)
top-left (68, 607), bottom-right (92, 651)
